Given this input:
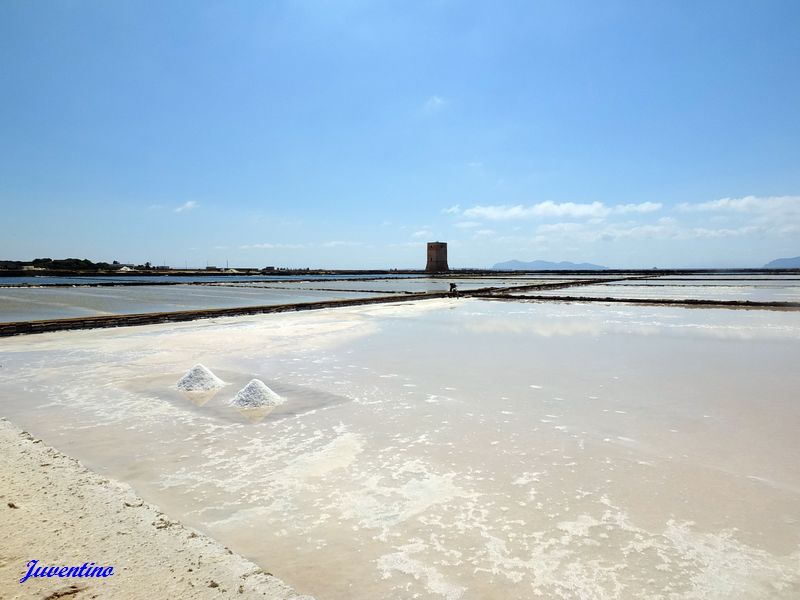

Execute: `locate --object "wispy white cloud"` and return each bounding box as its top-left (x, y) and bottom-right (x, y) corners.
top-left (676, 195), bottom-right (800, 238)
top-left (460, 200), bottom-right (665, 221)
top-left (614, 202), bottom-right (662, 214)
top-left (464, 201), bottom-right (609, 220)
top-left (689, 226), bottom-right (760, 239)
top-left (532, 217), bottom-right (778, 243)
top-left (424, 194), bottom-right (797, 266)
top-left (387, 241), bottom-right (426, 248)
top-left (678, 195), bottom-right (800, 214)
top-left (239, 243), bottom-right (304, 249)
top-left (421, 95), bottom-right (446, 114)
top-left (537, 222), bottom-right (586, 234)
top-left (597, 223), bottom-right (681, 241)
top-left (321, 241), bottom-right (364, 248)
top-left (174, 200), bottom-right (197, 213)
top-left (412, 229), bottom-right (433, 239)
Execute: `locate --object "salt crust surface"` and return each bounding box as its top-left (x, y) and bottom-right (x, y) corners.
top-left (176, 363), bottom-right (226, 392)
top-left (230, 379), bottom-right (285, 408)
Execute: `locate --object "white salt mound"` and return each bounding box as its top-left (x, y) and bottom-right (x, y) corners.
top-left (230, 379), bottom-right (285, 409)
top-left (176, 364), bottom-right (226, 392)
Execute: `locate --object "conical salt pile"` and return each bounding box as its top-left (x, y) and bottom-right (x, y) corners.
top-left (176, 364), bottom-right (226, 392)
top-left (230, 379), bottom-right (285, 409)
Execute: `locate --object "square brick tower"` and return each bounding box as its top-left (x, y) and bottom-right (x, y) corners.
top-left (426, 242), bottom-right (449, 272)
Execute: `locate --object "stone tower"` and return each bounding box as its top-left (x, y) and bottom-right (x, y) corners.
top-left (426, 242), bottom-right (449, 273)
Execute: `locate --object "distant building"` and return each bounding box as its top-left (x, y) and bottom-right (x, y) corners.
top-left (426, 242), bottom-right (449, 273)
top-left (205, 266), bottom-right (220, 271)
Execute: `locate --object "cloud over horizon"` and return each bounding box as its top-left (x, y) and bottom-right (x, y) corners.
top-left (459, 201), bottom-right (662, 221)
top-left (435, 195), bottom-right (799, 267)
top-left (678, 195), bottom-right (800, 214)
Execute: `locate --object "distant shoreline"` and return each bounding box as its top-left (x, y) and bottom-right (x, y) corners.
top-left (1, 267), bottom-right (799, 278)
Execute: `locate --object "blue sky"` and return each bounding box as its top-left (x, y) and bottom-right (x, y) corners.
top-left (1, 1), bottom-right (799, 269)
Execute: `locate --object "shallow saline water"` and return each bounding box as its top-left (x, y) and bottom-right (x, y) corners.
top-left (527, 280), bottom-right (800, 302)
top-left (0, 276), bottom-right (594, 322)
top-left (0, 285), bottom-right (386, 322)
top-left (1, 299), bottom-right (799, 599)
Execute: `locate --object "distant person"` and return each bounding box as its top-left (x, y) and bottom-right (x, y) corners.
top-left (449, 282), bottom-right (459, 297)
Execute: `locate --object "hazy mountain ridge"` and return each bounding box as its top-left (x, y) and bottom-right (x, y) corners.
top-left (764, 256), bottom-right (800, 268)
top-left (493, 260), bottom-right (608, 271)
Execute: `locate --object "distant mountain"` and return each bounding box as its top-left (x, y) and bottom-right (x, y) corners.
top-left (764, 256), bottom-right (800, 268)
top-left (493, 259), bottom-right (608, 271)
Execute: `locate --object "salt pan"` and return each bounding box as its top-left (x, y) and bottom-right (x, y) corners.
top-left (176, 364), bottom-right (226, 392)
top-left (230, 379), bottom-right (285, 409)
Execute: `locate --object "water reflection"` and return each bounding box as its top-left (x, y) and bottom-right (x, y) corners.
top-left (178, 388), bottom-right (222, 407)
top-left (236, 406), bottom-right (279, 423)
top-left (459, 303), bottom-right (800, 340)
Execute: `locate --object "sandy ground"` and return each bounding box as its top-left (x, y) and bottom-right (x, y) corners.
top-left (0, 418), bottom-right (312, 600)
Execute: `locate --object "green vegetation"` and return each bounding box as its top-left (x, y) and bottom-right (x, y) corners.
top-left (0, 258), bottom-right (127, 271)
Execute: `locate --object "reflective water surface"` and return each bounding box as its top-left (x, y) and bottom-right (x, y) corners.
top-left (0, 285), bottom-right (386, 322)
top-left (0, 276), bottom-right (591, 322)
top-left (507, 277), bottom-right (800, 302)
top-left (1, 300), bottom-right (799, 599)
